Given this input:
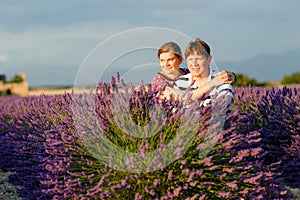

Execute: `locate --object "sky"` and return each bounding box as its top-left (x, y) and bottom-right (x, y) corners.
top-left (1, 0), bottom-right (300, 87)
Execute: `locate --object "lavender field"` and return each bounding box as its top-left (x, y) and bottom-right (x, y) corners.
top-left (0, 79), bottom-right (299, 199)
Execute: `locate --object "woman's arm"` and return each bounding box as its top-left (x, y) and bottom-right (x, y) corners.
top-left (161, 77), bottom-right (219, 104)
top-left (160, 71), bottom-right (235, 103)
top-left (191, 71), bottom-right (233, 100)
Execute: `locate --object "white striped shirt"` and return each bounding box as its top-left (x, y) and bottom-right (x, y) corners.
top-left (174, 69), bottom-right (234, 111)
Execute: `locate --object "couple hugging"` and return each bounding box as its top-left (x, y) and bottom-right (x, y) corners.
top-left (151, 38), bottom-right (235, 112)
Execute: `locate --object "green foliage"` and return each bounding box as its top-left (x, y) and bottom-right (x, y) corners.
top-left (281, 72), bottom-right (300, 84)
top-left (233, 73), bottom-right (258, 87)
top-left (233, 73), bottom-right (267, 87)
top-left (8, 75), bottom-right (23, 83)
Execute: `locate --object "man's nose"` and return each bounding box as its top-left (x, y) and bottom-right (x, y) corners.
top-left (193, 60), bottom-right (198, 66)
top-left (189, 60), bottom-right (196, 67)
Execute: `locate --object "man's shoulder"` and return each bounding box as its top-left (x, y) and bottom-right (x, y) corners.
top-left (174, 73), bottom-right (191, 91)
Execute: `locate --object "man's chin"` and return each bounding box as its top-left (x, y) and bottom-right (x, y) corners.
top-left (190, 71), bottom-right (201, 77)
top-left (190, 69), bottom-right (201, 76)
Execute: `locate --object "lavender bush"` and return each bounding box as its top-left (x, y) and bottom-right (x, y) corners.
top-left (0, 78), bottom-right (299, 199)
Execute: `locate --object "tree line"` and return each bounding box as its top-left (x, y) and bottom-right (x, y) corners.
top-left (233, 72), bottom-right (300, 87)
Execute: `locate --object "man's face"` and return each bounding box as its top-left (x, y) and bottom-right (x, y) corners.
top-left (186, 53), bottom-right (211, 78)
top-left (159, 51), bottom-right (182, 75)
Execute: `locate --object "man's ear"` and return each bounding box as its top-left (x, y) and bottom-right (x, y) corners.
top-left (208, 55), bottom-right (212, 64)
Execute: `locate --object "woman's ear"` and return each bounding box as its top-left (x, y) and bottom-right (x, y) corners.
top-left (179, 56), bottom-right (183, 64)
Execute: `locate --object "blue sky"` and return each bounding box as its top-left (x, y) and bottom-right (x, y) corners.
top-left (1, 0), bottom-right (300, 86)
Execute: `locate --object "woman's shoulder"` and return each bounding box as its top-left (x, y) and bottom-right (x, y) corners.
top-left (152, 73), bottom-right (165, 81)
top-left (151, 73), bottom-right (168, 88)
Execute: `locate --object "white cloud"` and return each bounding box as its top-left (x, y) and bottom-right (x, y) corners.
top-left (0, 3), bottom-right (26, 15)
top-left (0, 54), bottom-right (9, 62)
top-left (0, 0), bottom-right (300, 86)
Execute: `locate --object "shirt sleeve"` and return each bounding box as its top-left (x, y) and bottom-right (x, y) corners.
top-left (214, 84), bottom-right (234, 111)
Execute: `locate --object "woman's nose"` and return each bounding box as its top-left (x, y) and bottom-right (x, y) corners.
top-left (164, 61), bottom-right (170, 67)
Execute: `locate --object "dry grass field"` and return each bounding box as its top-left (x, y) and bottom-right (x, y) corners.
top-left (28, 84), bottom-right (150, 96)
top-left (28, 87), bottom-right (96, 96)
top-left (27, 84), bottom-right (299, 96)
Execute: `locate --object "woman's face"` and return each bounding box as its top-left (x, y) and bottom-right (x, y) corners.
top-left (186, 53), bottom-right (211, 78)
top-left (159, 51), bottom-right (182, 75)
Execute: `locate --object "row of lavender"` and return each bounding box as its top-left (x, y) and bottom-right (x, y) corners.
top-left (0, 81), bottom-right (299, 199)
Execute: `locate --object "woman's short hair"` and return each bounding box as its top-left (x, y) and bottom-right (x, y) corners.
top-left (157, 42), bottom-right (182, 58)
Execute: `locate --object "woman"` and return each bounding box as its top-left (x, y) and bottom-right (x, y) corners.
top-left (151, 42), bottom-right (189, 89)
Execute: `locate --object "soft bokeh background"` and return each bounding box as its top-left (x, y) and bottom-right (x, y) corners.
top-left (1, 0), bottom-right (300, 87)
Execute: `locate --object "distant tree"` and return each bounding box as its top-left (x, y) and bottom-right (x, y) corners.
top-left (8, 75), bottom-right (23, 83)
top-left (0, 75), bottom-right (6, 82)
top-left (233, 73), bottom-right (260, 87)
top-left (281, 72), bottom-right (300, 84)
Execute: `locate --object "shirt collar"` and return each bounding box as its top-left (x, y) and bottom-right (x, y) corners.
top-left (187, 67), bottom-right (216, 88)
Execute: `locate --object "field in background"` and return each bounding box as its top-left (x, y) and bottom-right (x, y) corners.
top-left (28, 84), bottom-right (300, 96)
top-left (28, 87), bottom-right (96, 96)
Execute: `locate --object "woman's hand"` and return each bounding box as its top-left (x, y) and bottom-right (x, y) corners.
top-left (220, 70), bottom-right (235, 83)
top-left (212, 71), bottom-right (235, 87)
